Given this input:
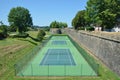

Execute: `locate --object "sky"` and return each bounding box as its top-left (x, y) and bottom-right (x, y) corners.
top-left (0, 0), bottom-right (87, 27)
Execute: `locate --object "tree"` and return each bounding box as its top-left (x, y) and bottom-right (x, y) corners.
top-left (85, 0), bottom-right (105, 27)
top-left (72, 10), bottom-right (86, 29)
top-left (59, 22), bottom-right (68, 28)
top-left (99, 9), bottom-right (116, 29)
top-left (8, 7), bottom-right (33, 33)
top-left (50, 21), bottom-right (59, 28)
top-left (85, 0), bottom-right (120, 29)
top-left (50, 21), bottom-right (68, 28)
top-left (0, 25), bottom-right (8, 39)
top-left (37, 30), bottom-right (46, 41)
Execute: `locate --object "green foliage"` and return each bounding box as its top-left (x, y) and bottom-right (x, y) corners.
top-left (8, 7), bottom-right (33, 33)
top-left (37, 30), bottom-right (46, 41)
top-left (8, 24), bottom-right (17, 32)
top-left (50, 21), bottom-right (68, 28)
top-left (50, 21), bottom-right (59, 28)
top-left (44, 27), bottom-right (50, 31)
top-left (99, 9), bottom-right (116, 29)
top-left (84, 0), bottom-right (120, 29)
top-left (86, 26), bottom-right (94, 31)
top-left (72, 10), bottom-right (86, 29)
top-left (0, 25), bottom-right (8, 39)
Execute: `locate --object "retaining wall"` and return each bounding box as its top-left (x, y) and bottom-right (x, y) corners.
top-left (62, 28), bottom-right (120, 76)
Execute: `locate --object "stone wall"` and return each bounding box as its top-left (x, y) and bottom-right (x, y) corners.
top-left (50, 28), bottom-right (62, 34)
top-left (62, 28), bottom-right (120, 76)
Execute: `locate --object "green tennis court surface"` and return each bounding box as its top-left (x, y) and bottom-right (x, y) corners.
top-left (40, 49), bottom-right (76, 65)
top-left (17, 35), bottom-right (98, 76)
top-left (52, 41), bottom-right (67, 45)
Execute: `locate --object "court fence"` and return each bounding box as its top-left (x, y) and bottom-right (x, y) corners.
top-left (14, 35), bottom-right (52, 76)
top-left (16, 63), bottom-right (99, 76)
top-left (14, 35), bottom-right (99, 77)
top-left (68, 35), bottom-right (99, 76)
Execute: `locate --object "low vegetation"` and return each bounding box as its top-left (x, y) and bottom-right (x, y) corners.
top-left (0, 31), bottom-right (40, 80)
top-left (0, 25), bottom-right (8, 39)
top-left (37, 29), bottom-right (46, 41)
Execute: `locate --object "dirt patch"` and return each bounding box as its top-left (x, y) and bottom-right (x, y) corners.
top-left (0, 44), bottom-right (27, 57)
top-left (0, 68), bottom-right (7, 77)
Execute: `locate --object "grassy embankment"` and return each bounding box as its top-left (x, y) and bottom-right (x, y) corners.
top-left (0, 31), bottom-right (40, 80)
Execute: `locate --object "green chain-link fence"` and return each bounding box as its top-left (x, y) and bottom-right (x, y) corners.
top-left (68, 35), bottom-right (99, 75)
top-left (14, 35), bottom-right (52, 76)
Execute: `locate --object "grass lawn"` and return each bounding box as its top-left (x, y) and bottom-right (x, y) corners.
top-left (0, 31), bottom-right (120, 80)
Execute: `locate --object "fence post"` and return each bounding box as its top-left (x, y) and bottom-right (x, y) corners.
top-left (31, 64), bottom-right (33, 76)
top-left (48, 64), bottom-right (49, 77)
top-left (97, 64), bottom-right (99, 76)
top-left (64, 65), bottom-right (66, 76)
top-left (81, 64), bottom-right (82, 76)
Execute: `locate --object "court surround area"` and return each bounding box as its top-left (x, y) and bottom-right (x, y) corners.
top-left (16, 35), bottom-right (98, 76)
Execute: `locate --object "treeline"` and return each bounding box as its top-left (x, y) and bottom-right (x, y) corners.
top-left (0, 6), bottom-right (68, 39)
top-left (50, 21), bottom-right (68, 28)
top-left (72, 0), bottom-right (120, 30)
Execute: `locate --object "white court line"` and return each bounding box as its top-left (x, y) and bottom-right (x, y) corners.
top-left (67, 49), bottom-right (72, 65)
top-left (42, 49), bottom-right (51, 65)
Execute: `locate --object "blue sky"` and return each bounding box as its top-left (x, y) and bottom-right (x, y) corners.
top-left (0, 0), bottom-right (87, 27)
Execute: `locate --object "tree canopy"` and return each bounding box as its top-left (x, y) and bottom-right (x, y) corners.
top-left (72, 10), bottom-right (86, 29)
top-left (8, 7), bottom-right (33, 33)
top-left (72, 0), bottom-right (120, 30)
top-left (0, 24), bottom-right (8, 39)
top-left (50, 21), bottom-right (68, 28)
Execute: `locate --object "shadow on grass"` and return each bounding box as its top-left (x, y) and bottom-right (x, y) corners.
top-left (18, 36), bottom-right (38, 45)
top-left (28, 36), bottom-right (39, 42)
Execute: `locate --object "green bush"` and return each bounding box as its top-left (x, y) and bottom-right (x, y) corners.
top-left (0, 25), bottom-right (8, 39)
top-left (44, 28), bottom-right (50, 31)
top-left (37, 30), bottom-right (46, 41)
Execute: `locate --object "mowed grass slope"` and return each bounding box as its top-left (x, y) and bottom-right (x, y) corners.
top-left (0, 31), bottom-right (40, 80)
top-left (0, 31), bottom-right (120, 80)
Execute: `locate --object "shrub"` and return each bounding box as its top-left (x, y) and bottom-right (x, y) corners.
top-left (44, 28), bottom-right (50, 31)
top-left (37, 30), bottom-right (46, 41)
top-left (0, 25), bottom-right (8, 39)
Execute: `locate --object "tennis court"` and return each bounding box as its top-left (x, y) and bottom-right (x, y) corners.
top-left (16, 35), bottom-right (98, 76)
top-left (52, 41), bottom-right (67, 45)
top-left (40, 49), bottom-right (76, 65)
